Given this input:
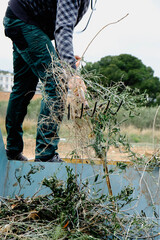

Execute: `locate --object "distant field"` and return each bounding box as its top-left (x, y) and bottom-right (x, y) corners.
top-left (0, 91), bottom-right (42, 102)
top-left (1, 97), bottom-right (160, 159)
top-left (1, 115), bottom-right (160, 159)
top-left (1, 97), bottom-right (160, 143)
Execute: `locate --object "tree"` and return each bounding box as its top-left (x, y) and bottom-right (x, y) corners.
top-left (82, 54), bottom-right (160, 105)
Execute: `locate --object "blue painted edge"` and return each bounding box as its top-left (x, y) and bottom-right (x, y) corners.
top-left (0, 129), bottom-right (8, 196)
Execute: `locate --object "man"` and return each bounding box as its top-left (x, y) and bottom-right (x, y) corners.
top-left (3, 0), bottom-right (90, 162)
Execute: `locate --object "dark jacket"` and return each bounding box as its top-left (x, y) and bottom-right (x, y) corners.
top-left (7, 0), bottom-right (90, 68)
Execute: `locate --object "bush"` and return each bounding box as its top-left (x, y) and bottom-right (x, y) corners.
top-left (117, 106), bottom-right (160, 129)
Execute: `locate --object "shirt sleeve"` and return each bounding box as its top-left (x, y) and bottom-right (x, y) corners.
top-left (54, 0), bottom-right (80, 69)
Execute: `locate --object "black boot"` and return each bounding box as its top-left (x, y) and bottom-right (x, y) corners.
top-left (6, 150), bottom-right (28, 161)
top-left (35, 153), bottom-right (63, 162)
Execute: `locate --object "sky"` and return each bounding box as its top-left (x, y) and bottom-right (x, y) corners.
top-left (0, 0), bottom-right (160, 78)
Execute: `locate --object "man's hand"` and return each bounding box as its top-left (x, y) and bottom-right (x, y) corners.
top-left (68, 75), bottom-right (89, 109)
top-left (75, 55), bottom-right (81, 68)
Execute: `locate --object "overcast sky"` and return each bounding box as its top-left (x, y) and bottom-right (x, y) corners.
top-left (0, 0), bottom-right (160, 78)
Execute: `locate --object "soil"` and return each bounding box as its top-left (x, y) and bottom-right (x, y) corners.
top-left (3, 137), bottom-right (155, 162)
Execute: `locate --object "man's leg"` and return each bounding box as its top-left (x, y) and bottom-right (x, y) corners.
top-left (14, 23), bottom-right (65, 161)
top-left (6, 45), bottom-right (38, 157)
top-left (4, 16), bottom-right (65, 160)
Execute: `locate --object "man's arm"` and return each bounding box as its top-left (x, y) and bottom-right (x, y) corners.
top-left (54, 0), bottom-right (80, 69)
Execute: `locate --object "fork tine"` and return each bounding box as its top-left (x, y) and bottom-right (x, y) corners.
top-left (91, 101), bottom-right (98, 117)
top-left (67, 104), bottom-right (71, 120)
top-left (80, 103), bottom-right (84, 119)
top-left (110, 100), bottom-right (123, 115)
top-left (103, 100), bottom-right (110, 114)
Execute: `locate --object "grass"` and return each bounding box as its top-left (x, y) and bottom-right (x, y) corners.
top-left (1, 115), bottom-right (160, 146)
top-left (117, 106), bottom-right (160, 129)
top-left (0, 116), bottom-right (6, 136)
top-left (1, 119), bottom-right (160, 145)
top-left (0, 99), bottom-right (40, 138)
top-left (23, 118), bottom-right (37, 138)
top-left (121, 125), bottom-right (160, 145)
top-left (0, 117), bottom-right (37, 138)
top-left (1, 99), bottom-right (160, 145)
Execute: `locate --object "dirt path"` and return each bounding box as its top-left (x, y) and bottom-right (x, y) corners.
top-left (2, 137), bottom-right (155, 161)
top-left (2, 135), bottom-right (156, 161)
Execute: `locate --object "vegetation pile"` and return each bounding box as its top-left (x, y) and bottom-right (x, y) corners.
top-left (0, 165), bottom-right (159, 240)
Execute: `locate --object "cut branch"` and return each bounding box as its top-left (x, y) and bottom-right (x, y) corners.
top-left (81, 13), bottom-right (129, 59)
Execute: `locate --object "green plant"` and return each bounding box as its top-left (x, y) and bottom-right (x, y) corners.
top-left (84, 81), bottom-right (147, 166)
top-left (14, 164), bottom-right (45, 195)
top-left (0, 166), bottom-right (158, 239)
